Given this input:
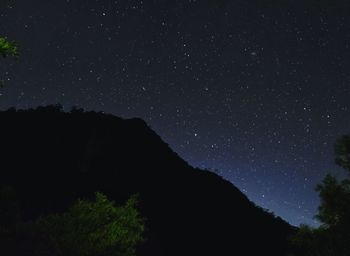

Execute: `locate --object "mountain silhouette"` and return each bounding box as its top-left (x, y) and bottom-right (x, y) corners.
top-left (0, 105), bottom-right (296, 256)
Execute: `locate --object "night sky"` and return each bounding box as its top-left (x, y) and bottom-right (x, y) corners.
top-left (1, 0), bottom-right (350, 226)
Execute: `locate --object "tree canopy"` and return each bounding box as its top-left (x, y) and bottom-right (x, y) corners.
top-left (0, 191), bottom-right (145, 256)
top-left (36, 192), bottom-right (145, 256)
top-left (291, 136), bottom-right (350, 255)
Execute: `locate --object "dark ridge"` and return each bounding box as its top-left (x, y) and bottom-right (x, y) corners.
top-left (0, 105), bottom-right (297, 256)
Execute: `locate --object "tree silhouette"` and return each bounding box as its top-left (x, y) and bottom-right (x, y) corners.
top-left (291, 136), bottom-right (350, 255)
top-left (335, 135), bottom-right (350, 171)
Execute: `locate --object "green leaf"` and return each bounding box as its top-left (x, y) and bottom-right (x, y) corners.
top-left (0, 37), bottom-right (19, 58)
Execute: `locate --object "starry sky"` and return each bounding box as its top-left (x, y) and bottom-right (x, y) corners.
top-left (1, 0), bottom-right (350, 226)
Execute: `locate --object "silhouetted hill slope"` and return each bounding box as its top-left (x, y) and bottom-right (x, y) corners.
top-left (0, 106), bottom-right (296, 255)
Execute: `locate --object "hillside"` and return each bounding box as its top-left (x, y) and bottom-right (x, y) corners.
top-left (0, 105), bottom-right (296, 255)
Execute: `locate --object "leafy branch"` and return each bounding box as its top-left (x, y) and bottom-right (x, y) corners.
top-left (0, 37), bottom-right (19, 58)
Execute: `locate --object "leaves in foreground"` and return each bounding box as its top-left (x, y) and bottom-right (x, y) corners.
top-left (0, 37), bottom-right (18, 58)
top-left (291, 136), bottom-right (350, 256)
top-left (0, 191), bottom-right (145, 256)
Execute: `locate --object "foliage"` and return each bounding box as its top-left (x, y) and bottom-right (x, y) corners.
top-left (0, 37), bottom-right (18, 58)
top-left (335, 135), bottom-right (350, 172)
top-left (0, 37), bottom-right (19, 86)
top-left (0, 191), bottom-right (144, 256)
top-left (315, 174), bottom-right (350, 228)
top-left (291, 136), bottom-right (350, 256)
top-left (36, 192), bottom-right (144, 256)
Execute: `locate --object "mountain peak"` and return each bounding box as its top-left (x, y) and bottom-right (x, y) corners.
top-left (0, 106), bottom-right (296, 256)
